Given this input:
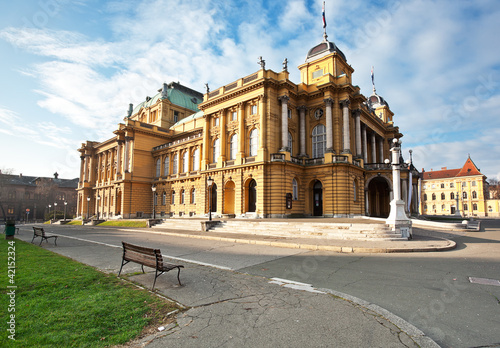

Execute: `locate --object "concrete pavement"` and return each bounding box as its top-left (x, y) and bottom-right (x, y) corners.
top-left (14, 223), bottom-right (444, 347)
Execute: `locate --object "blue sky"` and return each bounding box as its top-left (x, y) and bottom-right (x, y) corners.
top-left (1, 0), bottom-right (499, 181)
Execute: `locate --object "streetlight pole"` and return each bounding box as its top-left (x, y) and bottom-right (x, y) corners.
top-left (48, 204), bottom-right (52, 222)
top-left (97, 195), bottom-right (100, 220)
top-left (64, 201), bottom-right (68, 221)
top-left (87, 196), bottom-right (90, 219)
top-left (54, 202), bottom-right (57, 220)
top-left (151, 185), bottom-right (157, 219)
top-left (207, 176), bottom-right (214, 221)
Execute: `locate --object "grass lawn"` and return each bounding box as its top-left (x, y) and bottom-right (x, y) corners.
top-left (0, 237), bottom-right (182, 347)
top-left (65, 220), bottom-right (83, 226)
top-left (97, 221), bottom-right (148, 228)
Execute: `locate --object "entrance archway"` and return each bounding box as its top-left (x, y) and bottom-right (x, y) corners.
top-left (224, 181), bottom-right (235, 214)
top-left (312, 180), bottom-right (323, 216)
top-left (367, 177), bottom-right (390, 217)
top-left (247, 179), bottom-right (257, 212)
top-left (211, 183), bottom-right (217, 213)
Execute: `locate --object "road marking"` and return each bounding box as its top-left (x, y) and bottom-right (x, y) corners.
top-left (468, 277), bottom-right (500, 286)
top-left (270, 277), bottom-right (326, 294)
top-left (48, 233), bottom-right (233, 271)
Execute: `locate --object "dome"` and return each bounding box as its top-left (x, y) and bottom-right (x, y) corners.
top-left (367, 92), bottom-right (389, 109)
top-left (306, 39), bottom-right (346, 63)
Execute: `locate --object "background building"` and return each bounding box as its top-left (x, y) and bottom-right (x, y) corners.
top-left (419, 156), bottom-right (499, 217)
top-left (77, 35), bottom-right (419, 220)
top-left (0, 171), bottom-right (78, 222)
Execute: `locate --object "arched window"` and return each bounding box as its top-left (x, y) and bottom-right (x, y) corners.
top-left (473, 203), bottom-right (477, 210)
top-left (164, 156), bottom-right (169, 176)
top-left (441, 204), bottom-right (445, 211)
top-left (191, 188), bottom-right (196, 204)
top-left (472, 191), bottom-right (477, 199)
top-left (182, 151), bottom-right (189, 173)
top-left (249, 129), bottom-right (258, 156)
top-left (432, 193), bottom-right (436, 201)
top-left (441, 193), bottom-right (445, 200)
top-left (162, 192), bottom-right (166, 205)
top-left (312, 124), bottom-right (326, 158)
top-left (213, 138), bottom-right (220, 163)
top-left (288, 132), bottom-right (293, 154)
top-left (171, 190), bottom-right (176, 204)
top-left (292, 178), bottom-right (298, 200)
top-left (180, 190), bottom-right (185, 204)
top-left (424, 194), bottom-right (427, 201)
top-left (172, 153), bottom-right (178, 174)
top-left (155, 159), bottom-right (161, 177)
top-left (192, 148), bottom-right (199, 171)
top-left (450, 192), bottom-right (455, 200)
top-left (463, 203), bottom-right (468, 211)
top-left (230, 134), bottom-right (238, 160)
top-left (463, 192), bottom-right (467, 199)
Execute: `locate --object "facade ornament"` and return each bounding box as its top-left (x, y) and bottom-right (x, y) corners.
top-left (258, 56), bottom-right (266, 70)
top-left (205, 83), bottom-right (210, 94)
top-left (282, 58), bottom-right (288, 72)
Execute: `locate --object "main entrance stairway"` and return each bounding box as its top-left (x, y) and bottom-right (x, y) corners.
top-left (153, 218), bottom-right (407, 241)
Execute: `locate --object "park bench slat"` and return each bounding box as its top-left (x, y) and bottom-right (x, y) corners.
top-left (31, 227), bottom-right (58, 246)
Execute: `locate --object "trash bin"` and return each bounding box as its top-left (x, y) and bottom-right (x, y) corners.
top-left (5, 220), bottom-right (15, 240)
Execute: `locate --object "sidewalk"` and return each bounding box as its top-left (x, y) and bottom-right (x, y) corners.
top-left (15, 225), bottom-right (441, 347)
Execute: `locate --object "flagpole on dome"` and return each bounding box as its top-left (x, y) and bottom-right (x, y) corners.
top-left (322, 1), bottom-right (328, 42)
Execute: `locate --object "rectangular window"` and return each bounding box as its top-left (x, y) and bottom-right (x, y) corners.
top-left (173, 111), bottom-right (179, 123)
top-left (251, 105), bottom-right (257, 115)
top-left (312, 69), bottom-right (324, 79)
top-left (472, 181), bottom-right (477, 186)
top-left (214, 117), bottom-right (219, 126)
top-left (450, 182), bottom-right (455, 188)
top-left (231, 111), bottom-right (237, 121)
top-left (441, 183), bottom-right (445, 188)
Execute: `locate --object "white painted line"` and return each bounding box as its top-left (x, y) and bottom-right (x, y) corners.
top-left (270, 277), bottom-right (326, 294)
top-left (50, 233), bottom-right (233, 271)
top-left (469, 277), bottom-right (500, 286)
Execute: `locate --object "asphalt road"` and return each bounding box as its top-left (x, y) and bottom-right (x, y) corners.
top-left (17, 220), bottom-right (500, 348)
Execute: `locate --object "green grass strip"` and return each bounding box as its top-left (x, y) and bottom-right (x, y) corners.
top-left (0, 238), bottom-right (180, 347)
top-left (97, 221), bottom-right (148, 228)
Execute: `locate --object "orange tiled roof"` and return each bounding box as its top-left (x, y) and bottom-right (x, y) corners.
top-left (422, 157), bottom-right (484, 180)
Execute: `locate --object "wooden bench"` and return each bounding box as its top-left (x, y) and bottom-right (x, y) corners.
top-left (118, 242), bottom-right (184, 290)
top-left (31, 227), bottom-right (58, 246)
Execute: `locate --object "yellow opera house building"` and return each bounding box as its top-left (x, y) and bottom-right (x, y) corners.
top-left (76, 35), bottom-right (420, 220)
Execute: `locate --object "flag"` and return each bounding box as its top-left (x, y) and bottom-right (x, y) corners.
top-left (371, 66), bottom-right (374, 85)
top-left (322, 1), bottom-right (326, 28)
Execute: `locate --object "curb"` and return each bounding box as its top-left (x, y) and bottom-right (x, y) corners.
top-left (120, 228), bottom-right (457, 253)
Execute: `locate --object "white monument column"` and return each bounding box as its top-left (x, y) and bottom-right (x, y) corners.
top-left (386, 138), bottom-right (412, 239)
top-left (279, 95), bottom-right (290, 151)
top-left (324, 98), bottom-right (334, 152)
top-left (340, 99), bottom-right (351, 153)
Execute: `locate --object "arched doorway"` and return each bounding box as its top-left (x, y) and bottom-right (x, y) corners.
top-left (367, 177), bottom-right (390, 217)
top-left (224, 181), bottom-right (235, 214)
top-left (247, 179), bottom-right (257, 212)
top-left (210, 183), bottom-right (218, 213)
top-left (313, 180), bottom-right (323, 216)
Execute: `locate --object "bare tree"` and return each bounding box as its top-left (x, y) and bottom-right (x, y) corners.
top-left (0, 168), bottom-right (14, 222)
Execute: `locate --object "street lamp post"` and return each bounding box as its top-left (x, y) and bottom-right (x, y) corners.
top-left (97, 195), bottom-right (101, 220)
top-left (48, 204), bottom-right (52, 222)
top-left (207, 176), bottom-right (214, 221)
top-left (64, 201), bottom-right (68, 221)
top-left (86, 196), bottom-right (90, 219)
top-left (54, 202), bottom-right (57, 220)
top-left (152, 185), bottom-right (157, 219)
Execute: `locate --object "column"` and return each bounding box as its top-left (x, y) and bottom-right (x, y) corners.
top-left (81, 156), bottom-right (86, 182)
top-left (124, 137), bottom-right (131, 173)
top-left (362, 125), bottom-right (368, 163)
top-left (220, 110), bottom-right (227, 162)
top-left (237, 102), bottom-right (246, 161)
top-left (324, 98), bottom-right (334, 152)
top-left (116, 140), bottom-right (122, 178)
top-left (279, 95), bottom-right (290, 151)
top-left (258, 94), bottom-right (267, 157)
top-left (202, 115), bottom-right (210, 167)
top-left (298, 106), bottom-right (307, 157)
top-left (378, 138), bottom-right (384, 163)
top-left (354, 109), bottom-right (362, 157)
top-left (340, 99), bottom-right (351, 154)
top-left (371, 133), bottom-right (377, 163)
